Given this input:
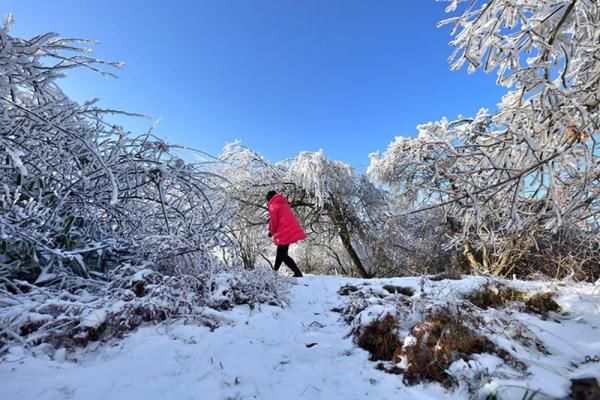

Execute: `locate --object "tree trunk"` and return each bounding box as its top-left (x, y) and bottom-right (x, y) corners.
top-left (327, 201), bottom-right (372, 278)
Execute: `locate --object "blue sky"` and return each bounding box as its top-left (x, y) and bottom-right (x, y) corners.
top-left (2, 1), bottom-right (505, 168)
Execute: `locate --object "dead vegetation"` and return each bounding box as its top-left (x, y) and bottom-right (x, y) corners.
top-left (350, 305), bottom-right (506, 388)
top-left (466, 282), bottom-right (526, 309)
top-left (429, 270), bottom-right (463, 281)
top-left (400, 311), bottom-right (495, 388)
top-left (338, 284), bottom-right (360, 296)
top-left (356, 314), bottom-right (402, 361)
top-left (525, 292), bottom-right (561, 318)
top-left (452, 232), bottom-right (600, 282)
top-left (341, 278), bottom-right (563, 391)
top-left (464, 283), bottom-right (561, 318)
top-left (571, 378), bottom-right (600, 400)
top-left (382, 285), bottom-right (415, 296)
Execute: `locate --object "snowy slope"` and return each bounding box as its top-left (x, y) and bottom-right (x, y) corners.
top-left (1, 275), bottom-right (599, 400)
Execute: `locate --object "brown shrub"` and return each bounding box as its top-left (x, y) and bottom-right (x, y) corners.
top-left (382, 285), bottom-right (415, 296)
top-left (473, 231), bottom-right (600, 282)
top-left (466, 283), bottom-right (526, 310)
top-left (525, 292), bottom-right (561, 318)
top-left (19, 320), bottom-right (45, 336)
top-left (401, 312), bottom-right (495, 388)
top-left (356, 314), bottom-right (402, 361)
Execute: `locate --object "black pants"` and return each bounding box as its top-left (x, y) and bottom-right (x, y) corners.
top-left (274, 245), bottom-right (303, 277)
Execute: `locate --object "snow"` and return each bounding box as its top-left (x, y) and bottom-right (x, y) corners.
top-left (80, 310), bottom-right (108, 330)
top-left (6, 147), bottom-right (27, 176)
top-left (33, 267), bottom-right (59, 285)
top-left (1, 275), bottom-right (599, 400)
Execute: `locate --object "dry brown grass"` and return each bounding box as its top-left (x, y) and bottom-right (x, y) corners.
top-left (525, 292), bottom-right (561, 318)
top-left (382, 285), bottom-right (415, 296)
top-left (466, 282), bottom-right (526, 310)
top-left (400, 311), bottom-right (495, 388)
top-left (344, 282), bottom-right (550, 389)
top-left (467, 283), bottom-right (561, 318)
top-left (461, 231), bottom-right (600, 282)
top-left (356, 314), bottom-right (402, 362)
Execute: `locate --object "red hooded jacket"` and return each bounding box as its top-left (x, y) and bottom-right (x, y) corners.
top-left (268, 194), bottom-right (307, 246)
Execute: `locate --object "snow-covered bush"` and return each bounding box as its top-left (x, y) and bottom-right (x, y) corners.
top-left (0, 264), bottom-right (289, 355)
top-left (0, 17), bottom-right (228, 283)
top-left (337, 276), bottom-right (574, 395)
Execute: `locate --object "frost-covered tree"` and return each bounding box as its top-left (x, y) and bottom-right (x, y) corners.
top-left (289, 151), bottom-right (388, 278)
top-left (215, 142), bottom-right (296, 270)
top-left (439, 0), bottom-right (600, 230)
top-left (370, 0), bottom-right (600, 278)
top-left (217, 146), bottom-right (419, 277)
top-left (216, 144), bottom-right (344, 274)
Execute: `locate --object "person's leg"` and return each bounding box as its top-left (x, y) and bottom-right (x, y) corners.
top-left (281, 246), bottom-right (303, 277)
top-left (273, 245), bottom-right (288, 271)
top-left (273, 245), bottom-right (303, 276)
top-left (283, 256), bottom-right (303, 277)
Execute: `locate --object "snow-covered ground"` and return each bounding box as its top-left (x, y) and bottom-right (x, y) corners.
top-left (1, 275), bottom-right (599, 400)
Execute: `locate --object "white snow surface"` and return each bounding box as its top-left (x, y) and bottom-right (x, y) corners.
top-left (1, 275), bottom-right (599, 400)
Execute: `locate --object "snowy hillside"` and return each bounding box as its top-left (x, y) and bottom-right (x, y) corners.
top-left (1, 275), bottom-right (599, 400)
top-left (1, 3), bottom-right (600, 400)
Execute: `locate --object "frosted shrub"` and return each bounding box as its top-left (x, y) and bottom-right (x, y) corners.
top-left (0, 18), bottom-right (292, 354)
top-left (0, 17), bottom-right (227, 282)
top-left (0, 265), bottom-right (289, 355)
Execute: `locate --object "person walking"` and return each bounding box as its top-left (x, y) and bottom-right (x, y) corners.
top-left (266, 190), bottom-right (306, 277)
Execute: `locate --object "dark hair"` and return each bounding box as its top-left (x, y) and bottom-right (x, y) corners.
top-left (266, 190), bottom-right (277, 202)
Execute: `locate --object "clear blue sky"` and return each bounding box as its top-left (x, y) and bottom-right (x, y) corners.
top-left (2, 1), bottom-right (505, 167)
